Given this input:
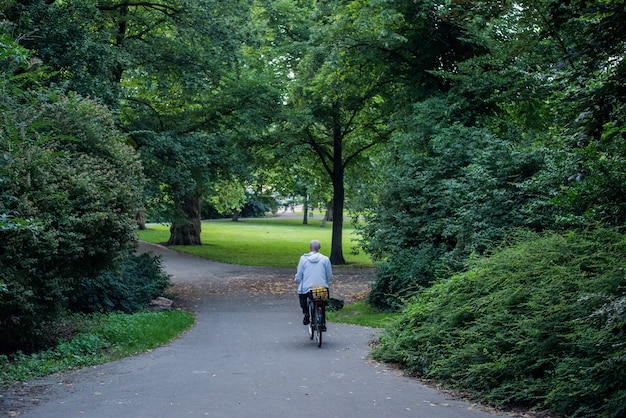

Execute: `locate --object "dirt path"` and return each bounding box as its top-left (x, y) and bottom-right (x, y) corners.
top-left (138, 241), bottom-right (377, 310)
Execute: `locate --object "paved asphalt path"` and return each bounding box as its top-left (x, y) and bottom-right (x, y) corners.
top-left (1, 242), bottom-right (507, 418)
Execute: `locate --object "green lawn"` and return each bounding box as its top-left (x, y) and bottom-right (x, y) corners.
top-left (138, 216), bottom-right (374, 268)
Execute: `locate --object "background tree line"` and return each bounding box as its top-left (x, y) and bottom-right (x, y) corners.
top-left (2, 0), bottom-right (625, 415)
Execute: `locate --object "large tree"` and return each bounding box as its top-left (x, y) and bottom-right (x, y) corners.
top-left (262, 0), bottom-right (398, 264)
top-left (118, 0), bottom-right (282, 244)
top-left (541, 0), bottom-right (626, 227)
top-left (5, 0), bottom-right (275, 245)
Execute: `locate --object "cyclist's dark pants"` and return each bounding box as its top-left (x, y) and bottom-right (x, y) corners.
top-left (299, 293), bottom-right (326, 325)
top-left (299, 293), bottom-right (309, 316)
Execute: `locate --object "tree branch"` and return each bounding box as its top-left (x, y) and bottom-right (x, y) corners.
top-left (98, 1), bottom-right (181, 18)
top-left (302, 128), bottom-right (334, 178)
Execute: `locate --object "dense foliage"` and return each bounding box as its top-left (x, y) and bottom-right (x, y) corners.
top-left (2, 0), bottom-right (278, 245)
top-left (355, 1), bottom-right (626, 413)
top-left (358, 0), bottom-right (626, 310)
top-left (373, 229), bottom-right (626, 417)
top-left (363, 97), bottom-right (557, 309)
top-left (0, 31), bottom-right (162, 353)
top-left (69, 251), bottom-right (171, 315)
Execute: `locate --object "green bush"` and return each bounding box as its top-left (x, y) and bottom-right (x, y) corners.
top-left (0, 53), bottom-right (144, 353)
top-left (360, 98), bottom-right (554, 311)
top-left (367, 245), bottom-right (446, 311)
top-left (69, 251), bottom-right (171, 314)
top-left (373, 228), bottom-right (626, 417)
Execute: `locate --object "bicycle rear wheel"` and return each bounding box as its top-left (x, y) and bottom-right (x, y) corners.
top-left (308, 300), bottom-right (314, 339)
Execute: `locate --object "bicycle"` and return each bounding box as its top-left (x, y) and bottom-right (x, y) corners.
top-left (307, 287), bottom-right (329, 347)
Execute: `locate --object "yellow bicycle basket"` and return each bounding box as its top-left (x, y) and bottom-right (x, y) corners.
top-left (310, 287), bottom-right (329, 301)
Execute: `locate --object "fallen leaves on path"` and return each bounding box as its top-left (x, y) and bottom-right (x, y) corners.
top-left (168, 268), bottom-right (375, 307)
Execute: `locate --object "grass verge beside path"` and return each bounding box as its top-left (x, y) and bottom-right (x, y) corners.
top-left (138, 217), bottom-right (374, 268)
top-left (0, 310), bottom-right (194, 386)
top-left (327, 301), bottom-right (400, 329)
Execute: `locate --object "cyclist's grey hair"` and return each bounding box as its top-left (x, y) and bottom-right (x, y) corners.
top-left (310, 239), bottom-right (321, 251)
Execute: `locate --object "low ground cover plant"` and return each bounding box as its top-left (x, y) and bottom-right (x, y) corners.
top-left (0, 310), bottom-right (194, 386)
top-left (372, 228), bottom-right (626, 418)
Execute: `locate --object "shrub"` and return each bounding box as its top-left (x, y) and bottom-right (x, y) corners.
top-left (373, 228), bottom-right (626, 417)
top-left (360, 100), bottom-right (554, 311)
top-left (367, 245), bottom-right (446, 311)
top-left (69, 251), bottom-right (171, 314)
top-left (0, 75), bottom-right (144, 352)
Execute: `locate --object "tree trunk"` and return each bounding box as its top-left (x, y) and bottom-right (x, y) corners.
top-left (167, 194), bottom-right (202, 245)
top-left (321, 201), bottom-right (333, 228)
top-left (302, 194), bottom-right (309, 225)
top-left (330, 119), bottom-right (346, 265)
top-left (330, 182), bottom-right (345, 264)
top-left (136, 208), bottom-right (146, 230)
top-left (112, 2), bottom-right (129, 83)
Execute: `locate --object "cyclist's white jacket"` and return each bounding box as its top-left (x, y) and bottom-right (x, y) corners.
top-left (294, 251), bottom-right (333, 294)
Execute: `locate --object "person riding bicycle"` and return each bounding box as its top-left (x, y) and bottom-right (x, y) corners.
top-left (294, 239), bottom-right (332, 327)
